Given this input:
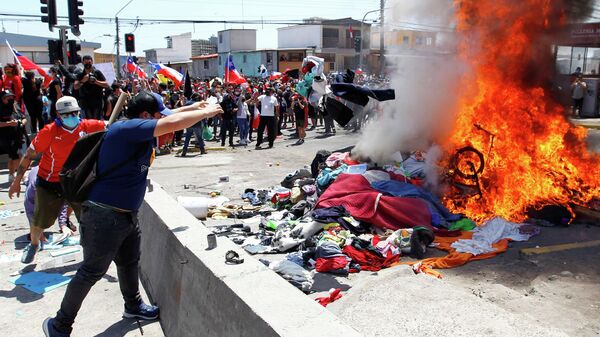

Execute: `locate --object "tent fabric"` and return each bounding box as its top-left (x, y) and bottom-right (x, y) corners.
top-left (330, 83), bottom-right (396, 106)
top-left (315, 174), bottom-right (460, 236)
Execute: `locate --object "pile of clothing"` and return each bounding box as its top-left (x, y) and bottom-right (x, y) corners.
top-left (213, 148), bottom-right (538, 291)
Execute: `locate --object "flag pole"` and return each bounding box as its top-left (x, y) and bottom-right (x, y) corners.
top-left (5, 40), bottom-right (23, 75)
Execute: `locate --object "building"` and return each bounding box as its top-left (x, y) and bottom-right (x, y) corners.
top-left (191, 53), bottom-right (218, 79)
top-left (94, 53), bottom-right (146, 66)
top-left (217, 50), bottom-right (278, 78)
top-left (277, 18), bottom-right (371, 72)
top-left (0, 32), bottom-right (100, 67)
top-left (144, 32), bottom-right (192, 74)
top-left (192, 37), bottom-right (217, 57)
top-left (217, 29), bottom-right (257, 54)
top-left (278, 48), bottom-right (311, 73)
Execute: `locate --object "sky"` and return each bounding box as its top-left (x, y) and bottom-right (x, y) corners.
top-left (0, 0), bottom-right (383, 56)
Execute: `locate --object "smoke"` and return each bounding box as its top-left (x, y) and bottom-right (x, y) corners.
top-left (353, 0), bottom-right (467, 164)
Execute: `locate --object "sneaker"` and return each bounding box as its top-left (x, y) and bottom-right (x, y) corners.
top-left (43, 317), bottom-right (70, 337)
top-left (21, 243), bottom-right (39, 264)
top-left (123, 302), bottom-right (160, 320)
top-left (200, 149), bottom-right (208, 155)
top-left (255, 145), bottom-right (261, 150)
top-left (295, 139), bottom-right (305, 145)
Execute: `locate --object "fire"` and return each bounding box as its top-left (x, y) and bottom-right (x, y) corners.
top-left (443, 0), bottom-right (600, 222)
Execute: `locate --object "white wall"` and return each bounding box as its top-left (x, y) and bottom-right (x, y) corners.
top-left (149, 33), bottom-right (192, 63)
top-left (218, 30), bottom-right (256, 53)
top-left (277, 25), bottom-right (321, 49)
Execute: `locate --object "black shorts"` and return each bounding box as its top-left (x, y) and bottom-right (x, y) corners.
top-left (308, 105), bottom-right (317, 119)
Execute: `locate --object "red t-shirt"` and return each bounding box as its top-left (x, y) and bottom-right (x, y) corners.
top-left (31, 119), bottom-right (106, 182)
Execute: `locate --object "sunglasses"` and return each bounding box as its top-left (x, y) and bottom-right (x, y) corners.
top-left (59, 112), bottom-right (78, 118)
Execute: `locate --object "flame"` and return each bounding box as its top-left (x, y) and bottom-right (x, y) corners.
top-left (444, 0), bottom-right (600, 222)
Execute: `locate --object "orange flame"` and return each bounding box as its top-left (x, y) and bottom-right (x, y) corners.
top-left (444, 0), bottom-right (600, 222)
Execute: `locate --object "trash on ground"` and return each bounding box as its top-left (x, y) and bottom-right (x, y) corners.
top-left (9, 271), bottom-right (71, 294)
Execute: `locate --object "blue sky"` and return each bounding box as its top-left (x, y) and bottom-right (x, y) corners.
top-left (0, 0), bottom-right (382, 55)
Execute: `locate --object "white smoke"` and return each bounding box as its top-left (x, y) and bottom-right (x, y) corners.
top-left (353, 0), bottom-right (469, 165)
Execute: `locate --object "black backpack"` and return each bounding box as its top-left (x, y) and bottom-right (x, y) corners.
top-left (59, 130), bottom-right (144, 203)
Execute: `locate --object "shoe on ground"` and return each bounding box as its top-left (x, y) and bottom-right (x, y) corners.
top-left (21, 243), bottom-right (39, 264)
top-left (255, 145), bottom-right (261, 150)
top-left (43, 317), bottom-right (70, 337)
top-left (295, 139), bottom-right (305, 145)
top-left (200, 149), bottom-right (208, 155)
top-left (123, 302), bottom-right (160, 320)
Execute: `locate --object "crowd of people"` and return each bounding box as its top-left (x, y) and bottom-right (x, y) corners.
top-left (0, 52), bottom-right (382, 337)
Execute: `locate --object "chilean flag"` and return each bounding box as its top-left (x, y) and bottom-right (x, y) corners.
top-left (269, 71), bottom-right (282, 81)
top-left (224, 54), bottom-right (247, 85)
top-left (150, 62), bottom-right (183, 86)
top-left (8, 43), bottom-right (52, 87)
top-left (127, 57), bottom-right (147, 78)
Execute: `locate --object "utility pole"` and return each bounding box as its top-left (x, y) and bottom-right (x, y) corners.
top-left (359, 8), bottom-right (381, 73)
top-left (58, 26), bottom-right (69, 66)
top-left (380, 0), bottom-right (385, 77)
top-left (115, 17), bottom-right (121, 79)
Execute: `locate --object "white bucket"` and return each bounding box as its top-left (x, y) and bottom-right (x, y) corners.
top-left (177, 196), bottom-right (230, 219)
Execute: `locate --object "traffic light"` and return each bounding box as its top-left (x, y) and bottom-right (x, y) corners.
top-left (67, 40), bottom-right (81, 64)
top-left (48, 39), bottom-right (63, 64)
top-left (354, 36), bottom-right (362, 53)
top-left (125, 33), bottom-right (135, 53)
top-left (68, 0), bottom-right (84, 36)
top-left (40, 0), bottom-right (57, 32)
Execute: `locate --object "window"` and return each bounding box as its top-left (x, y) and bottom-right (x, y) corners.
top-left (426, 37), bottom-right (433, 46)
top-left (204, 60), bottom-right (209, 69)
top-left (571, 47), bottom-right (585, 74)
top-left (403, 36), bottom-right (409, 45)
top-left (219, 33), bottom-right (223, 43)
top-left (33, 52), bottom-right (50, 64)
top-left (329, 62), bottom-right (335, 70)
top-left (243, 55), bottom-right (247, 63)
top-left (416, 37), bottom-right (423, 45)
top-left (266, 52), bottom-right (272, 63)
top-left (585, 48), bottom-right (600, 75)
top-left (323, 28), bottom-right (340, 48)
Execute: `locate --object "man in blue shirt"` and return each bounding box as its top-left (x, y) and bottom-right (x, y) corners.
top-left (43, 91), bottom-right (223, 337)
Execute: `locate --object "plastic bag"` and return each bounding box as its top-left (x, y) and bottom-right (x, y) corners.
top-left (202, 125), bottom-right (213, 141)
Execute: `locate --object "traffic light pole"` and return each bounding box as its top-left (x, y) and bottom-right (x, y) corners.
top-left (115, 16), bottom-right (121, 79)
top-left (58, 26), bottom-right (69, 66)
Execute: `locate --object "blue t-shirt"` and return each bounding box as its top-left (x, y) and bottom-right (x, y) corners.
top-left (88, 119), bottom-right (157, 210)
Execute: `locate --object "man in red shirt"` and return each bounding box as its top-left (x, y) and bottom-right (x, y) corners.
top-left (8, 96), bottom-right (105, 263)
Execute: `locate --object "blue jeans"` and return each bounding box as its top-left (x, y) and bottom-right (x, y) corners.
top-left (182, 127), bottom-right (205, 155)
top-left (237, 118), bottom-right (249, 142)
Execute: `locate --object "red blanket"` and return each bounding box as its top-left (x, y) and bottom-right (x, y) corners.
top-left (315, 174), bottom-right (459, 236)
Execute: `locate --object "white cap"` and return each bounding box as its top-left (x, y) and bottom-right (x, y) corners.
top-left (56, 96), bottom-right (80, 114)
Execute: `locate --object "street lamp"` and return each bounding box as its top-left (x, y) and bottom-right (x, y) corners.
top-left (115, 0), bottom-right (135, 79)
top-left (359, 9), bottom-right (380, 73)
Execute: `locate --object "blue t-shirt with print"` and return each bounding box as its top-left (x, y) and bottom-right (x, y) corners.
top-left (88, 119), bottom-right (157, 210)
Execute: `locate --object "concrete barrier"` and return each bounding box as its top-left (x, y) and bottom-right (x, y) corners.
top-left (139, 181), bottom-right (362, 337)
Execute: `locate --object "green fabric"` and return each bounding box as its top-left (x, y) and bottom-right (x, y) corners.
top-left (449, 218), bottom-right (476, 231)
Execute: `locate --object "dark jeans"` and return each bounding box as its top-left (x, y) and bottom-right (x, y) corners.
top-left (182, 127), bottom-right (205, 155)
top-left (324, 113), bottom-right (335, 133)
top-left (220, 118), bottom-right (235, 146)
top-left (24, 99), bottom-right (44, 133)
top-left (573, 98), bottom-right (584, 116)
top-left (54, 202), bottom-right (142, 334)
top-left (81, 103), bottom-right (104, 120)
top-left (256, 115), bottom-right (276, 148)
top-left (277, 114), bottom-right (284, 135)
top-left (249, 110), bottom-right (255, 141)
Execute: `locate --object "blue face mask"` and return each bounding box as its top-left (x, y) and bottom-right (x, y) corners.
top-left (62, 116), bottom-right (80, 129)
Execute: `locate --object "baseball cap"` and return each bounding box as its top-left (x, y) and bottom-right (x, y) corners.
top-left (127, 91), bottom-right (173, 117)
top-left (1, 89), bottom-right (15, 99)
top-left (55, 96), bottom-right (80, 114)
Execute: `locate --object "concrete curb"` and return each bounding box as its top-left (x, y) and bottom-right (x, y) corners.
top-left (139, 181), bottom-right (363, 337)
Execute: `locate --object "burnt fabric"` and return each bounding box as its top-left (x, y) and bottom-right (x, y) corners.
top-left (312, 205), bottom-right (368, 234)
top-left (315, 174), bottom-right (461, 237)
top-left (330, 83), bottom-right (396, 106)
top-left (342, 245), bottom-right (400, 272)
top-left (311, 150), bottom-right (332, 178)
top-left (325, 97), bottom-right (354, 127)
